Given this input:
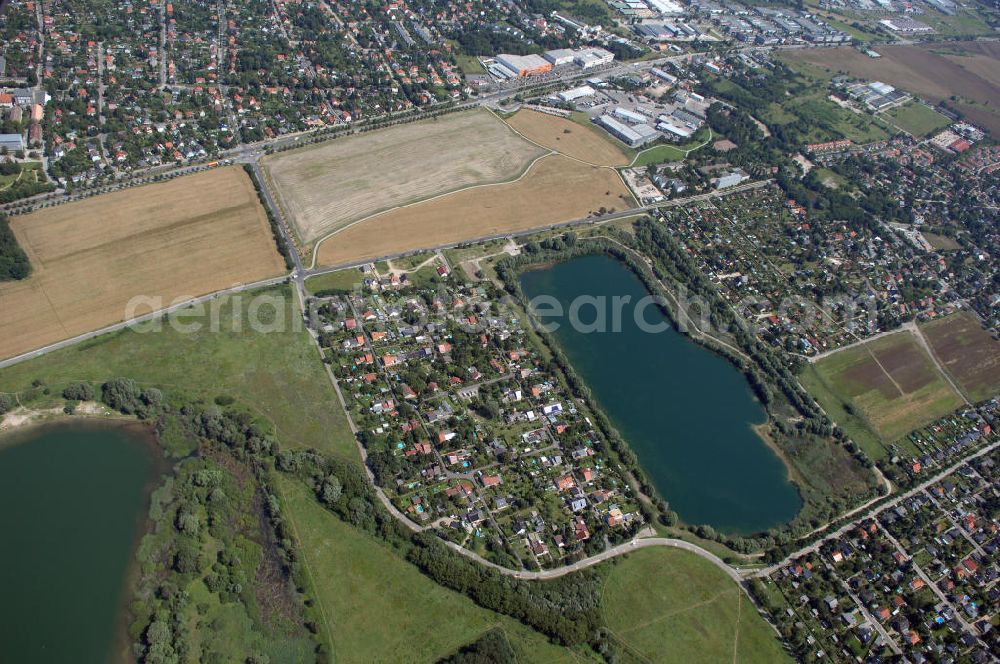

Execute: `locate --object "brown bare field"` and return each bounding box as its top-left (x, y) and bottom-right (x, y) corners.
top-left (0, 167), bottom-right (286, 361)
top-left (812, 331), bottom-right (963, 442)
top-left (780, 43), bottom-right (1000, 136)
top-left (921, 311), bottom-right (1000, 402)
top-left (316, 154), bottom-right (633, 266)
top-left (262, 110), bottom-right (546, 244)
top-left (506, 109), bottom-right (631, 167)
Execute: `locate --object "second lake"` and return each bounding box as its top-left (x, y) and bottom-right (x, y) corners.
top-left (520, 254), bottom-right (802, 534)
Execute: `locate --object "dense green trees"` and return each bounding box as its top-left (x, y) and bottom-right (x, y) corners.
top-left (62, 381), bottom-right (96, 402)
top-left (0, 214), bottom-right (31, 280)
top-left (440, 628), bottom-right (518, 664)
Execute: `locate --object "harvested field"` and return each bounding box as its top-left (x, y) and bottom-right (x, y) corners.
top-left (316, 154), bottom-right (633, 266)
top-left (810, 331), bottom-right (963, 443)
top-left (0, 167), bottom-right (286, 361)
top-left (262, 110), bottom-right (546, 244)
top-left (780, 43), bottom-right (1000, 136)
top-left (506, 109), bottom-right (630, 167)
top-left (922, 311), bottom-right (1000, 402)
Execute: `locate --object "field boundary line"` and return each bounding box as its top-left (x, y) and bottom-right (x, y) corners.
top-left (491, 106), bottom-right (630, 170)
top-left (308, 152), bottom-right (555, 269)
top-left (0, 275), bottom-right (290, 369)
top-left (907, 321), bottom-right (972, 405)
top-left (273, 478), bottom-right (337, 659)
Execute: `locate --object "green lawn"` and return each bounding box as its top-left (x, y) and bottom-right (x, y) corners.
top-left (881, 102), bottom-right (951, 138)
top-left (455, 54), bottom-right (485, 75)
top-left (278, 476), bottom-right (579, 663)
top-left (631, 128), bottom-right (712, 167)
top-left (0, 285), bottom-right (358, 461)
top-left (601, 548), bottom-right (790, 663)
top-left (305, 268), bottom-right (366, 295)
top-left (631, 144), bottom-right (684, 166)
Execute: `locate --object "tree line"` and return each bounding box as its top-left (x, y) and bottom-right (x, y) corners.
top-left (0, 213), bottom-right (31, 280)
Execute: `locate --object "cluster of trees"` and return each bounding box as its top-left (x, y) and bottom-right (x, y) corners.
top-left (278, 434), bottom-right (610, 647)
top-left (0, 214), bottom-right (31, 280)
top-left (243, 164), bottom-right (295, 269)
top-left (74, 379), bottom-right (319, 663)
top-left (440, 629), bottom-right (518, 664)
top-left (408, 533), bottom-right (603, 646)
top-left (0, 165), bottom-right (55, 204)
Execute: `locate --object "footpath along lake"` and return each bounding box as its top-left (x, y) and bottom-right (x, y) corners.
top-left (520, 254), bottom-right (801, 534)
top-left (0, 420), bottom-right (160, 663)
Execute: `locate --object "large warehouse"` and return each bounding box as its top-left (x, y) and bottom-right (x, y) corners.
top-left (574, 48), bottom-right (615, 70)
top-left (543, 49), bottom-right (575, 66)
top-left (596, 115), bottom-right (658, 147)
top-left (496, 54), bottom-right (553, 77)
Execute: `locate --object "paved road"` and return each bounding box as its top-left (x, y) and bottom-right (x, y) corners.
top-left (751, 439), bottom-right (1000, 578)
top-left (0, 276), bottom-right (289, 370)
top-left (304, 179), bottom-right (772, 277)
top-left (435, 532), bottom-right (749, 588)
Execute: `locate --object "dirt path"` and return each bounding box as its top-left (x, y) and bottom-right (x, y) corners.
top-left (905, 320), bottom-right (971, 405)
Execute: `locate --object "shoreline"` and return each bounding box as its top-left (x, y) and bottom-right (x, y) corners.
top-left (0, 401), bottom-right (125, 442)
top-left (0, 415), bottom-right (170, 664)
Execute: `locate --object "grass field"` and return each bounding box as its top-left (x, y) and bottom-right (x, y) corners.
top-left (507, 109), bottom-right (630, 167)
top-left (601, 548), bottom-right (790, 663)
top-left (305, 269), bottom-right (366, 295)
top-left (630, 127), bottom-right (712, 167)
top-left (0, 285), bottom-right (358, 460)
top-left (0, 167), bottom-right (286, 361)
top-left (779, 43), bottom-right (1000, 136)
top-left (921, 311), bottom-right (1000, 403)
top-left (278, 476), bottom-right (579, 663)
top-left (921, 231), bottom-right (960, 251)
top-left (881, 102), bottom-right (951, 137)
top-left (263, 110), bottom-right (546, 244)
top-left (315, 154), bottom-right (634, 267)
top-left (454, 54), bottom-right (485, 74)
top-left (805, 331), bottom-right (964, 447)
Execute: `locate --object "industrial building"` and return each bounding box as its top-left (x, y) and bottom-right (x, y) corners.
top-left (495, 54), bottom-right (553, 77)
top-left (650, 68), bottom-right (678, 84)
top-left (712, 170), bottom-right (749, 189)
top-left (613, 107), bottom-right (648, 125)
top-left (0, 133), bottom-right (24, 152)
top-left (595, 115), bottom-right (658, 147)
top-left (543, 49), bottom-right (575, 66)
top-left (646, 0), bottom-right (685, 14)
top-left (558, 85), bottom-right (597, 102)
top-left (574, 48), bottom-right (615, 70)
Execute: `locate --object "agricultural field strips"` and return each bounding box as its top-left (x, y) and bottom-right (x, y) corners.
top-left (921, 311), bottom-right (1000, 403)
top-left (781, 43), bottom-right (1000, 137)
top-left (806, 330), bottom-right (964, 447)
top-left (0, 167), bottom-right (286, 362)
top-left (315, 154), bottom-right (634, 267)
top-left (506, 109), bottom-right (631, 167)
top-left (262, 110), bottom-right (547, 245)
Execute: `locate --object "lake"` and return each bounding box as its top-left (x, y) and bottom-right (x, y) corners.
top-left (0, 420), bottom-right (160, 663)
top-left (520, 254), bottom-right (801, 534)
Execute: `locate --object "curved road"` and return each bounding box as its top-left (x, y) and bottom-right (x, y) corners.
top-left (443, 536), bottom-right (746, 585)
